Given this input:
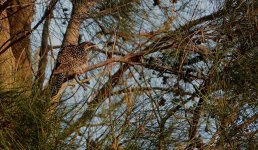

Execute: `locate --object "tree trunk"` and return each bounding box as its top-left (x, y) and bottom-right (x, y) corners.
top-left (6, 0), bottom-right (34, 89)
top-left (49, 0), bottom-right (95, 112)
top-left (0, 10), bottom-right (15, 89)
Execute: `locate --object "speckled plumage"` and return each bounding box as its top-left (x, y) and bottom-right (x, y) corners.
top-left (55, 43), bottom-right (91, 74)
top-left (51, 73), bottom-right (65, 97)
top-left (51, 42), bottom-right (95, 97)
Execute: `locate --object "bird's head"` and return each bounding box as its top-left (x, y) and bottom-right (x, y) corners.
top-left (79, 41), bottom-right (97, 50)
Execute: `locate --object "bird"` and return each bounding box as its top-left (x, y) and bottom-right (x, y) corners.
top-left (51, 41), bottom-right (96, 97)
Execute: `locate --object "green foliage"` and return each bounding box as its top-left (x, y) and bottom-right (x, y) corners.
top-left (0, 87), bottom-right (59, 149)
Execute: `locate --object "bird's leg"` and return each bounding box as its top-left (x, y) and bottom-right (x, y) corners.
top-left (75, 75), bottom-right (87, 90)
top-left (84, 73), bottom-right (90, 84)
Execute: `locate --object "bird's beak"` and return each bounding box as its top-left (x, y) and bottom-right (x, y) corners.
top-left (85, 44), bottom-right (99, 50)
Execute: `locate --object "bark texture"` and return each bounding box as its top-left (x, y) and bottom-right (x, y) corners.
top-left (0, 10), bottom-right (15, 89)
top-left (6, 0), bottom-right (34, 87)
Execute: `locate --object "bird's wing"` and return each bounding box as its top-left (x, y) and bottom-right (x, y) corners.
top-left (54, 45), bottom-right (88, 74)
top-left (57, 45), bottom-right (88, 63)
top-left (57, 45), bottom-right (75, 63)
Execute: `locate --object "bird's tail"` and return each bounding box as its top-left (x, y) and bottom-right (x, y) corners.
top-left (51, 73), bottom-right (65, 97)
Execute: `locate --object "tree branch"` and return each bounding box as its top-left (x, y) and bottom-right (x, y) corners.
top-left (36, 1), bottom-right (55, 89)
top-left (61, 63), bottom-right (131, 139)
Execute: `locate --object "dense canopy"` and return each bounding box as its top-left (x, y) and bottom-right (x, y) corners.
top-left (0, 0), bottom-right (257, 149)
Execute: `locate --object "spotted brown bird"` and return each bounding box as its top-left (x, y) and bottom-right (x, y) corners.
top-left (51, 41), bottom-right (96, 97)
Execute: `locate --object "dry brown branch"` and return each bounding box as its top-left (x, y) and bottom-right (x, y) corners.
top-left (56, 8), bottom-right (228, 141)
top-left (111, 87), bottom-right (187, 96)
top-left (61, 63), bottom-right (131, 140)
top-left (235, 113), bottom-right (258, 131)
top-left (187, 81), bottom-right (210, 149)
top-left (51, 45), bottom-right (126, 56)
top-left (53, 51), bottom-right (144, 75)
top-left (0, 0), bottom-right (13, 14)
